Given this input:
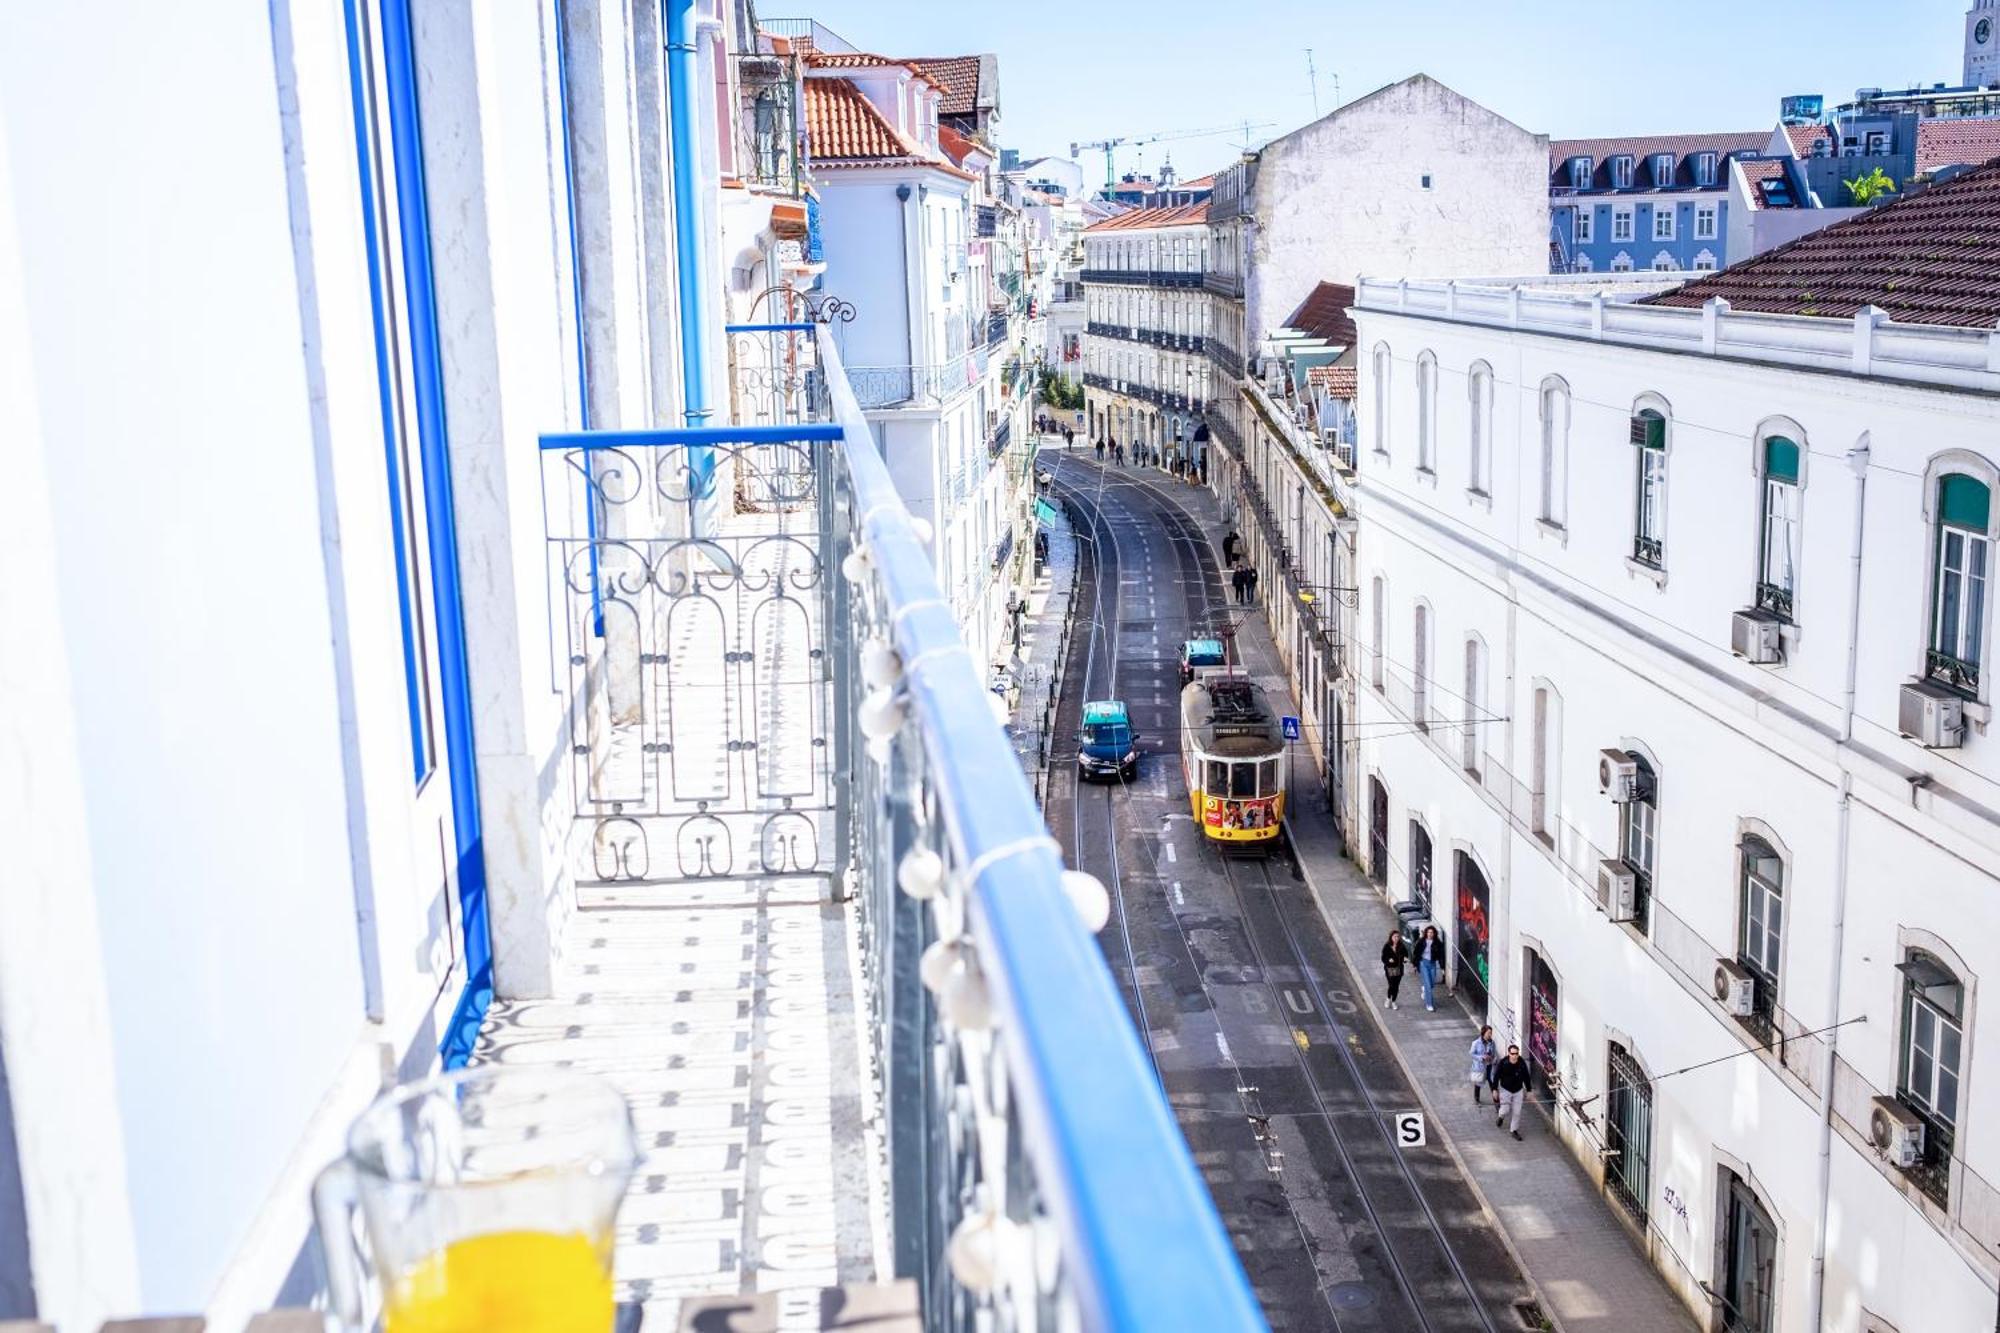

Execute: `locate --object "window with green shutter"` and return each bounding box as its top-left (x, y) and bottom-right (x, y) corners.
top-left (1930, 473), bottom-right (1991, 694)
top-left (1757, 437), bottom-right (1802, 619)
top-left (1632, 410), bottom-right (1667, 567)
top-left (1763, 436), bottom-right (1800, 485)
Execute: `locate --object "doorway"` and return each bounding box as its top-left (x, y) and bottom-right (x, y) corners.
top-left (1454, 851), bottom-right (1490, 1011)
top-left (1368, 777), bottom-right (1388, 887)
top-left (1526, 948), bottom-right (1560, 1097)
top-left (1720, 1171), bottom-right (1777, 1332)
top-left (1410, 820), bottom-right (1434, 915)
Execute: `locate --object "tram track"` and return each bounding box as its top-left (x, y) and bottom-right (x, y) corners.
top-left (1044, 452), bottom-right (1528, 1332)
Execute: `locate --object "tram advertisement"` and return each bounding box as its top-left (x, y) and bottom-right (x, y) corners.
top-left (1204, 794), bottom-right (1279, 838)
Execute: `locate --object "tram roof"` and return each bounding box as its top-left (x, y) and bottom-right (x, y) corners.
top-left (1180, 677), bottom-right (1283, 757)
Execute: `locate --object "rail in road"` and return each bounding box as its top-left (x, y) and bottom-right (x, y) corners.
top-left (1044, 454), bottom-right (1531, 1333)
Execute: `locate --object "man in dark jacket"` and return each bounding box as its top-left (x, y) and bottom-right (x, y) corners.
top-left (1222, 530), bottom-right (1241, 565)
top-left (1494, 1046), bottom-right (1531, 1139)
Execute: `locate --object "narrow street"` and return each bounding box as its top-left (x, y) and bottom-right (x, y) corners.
top-left (1042, 450), bottom-right (1531, 1333)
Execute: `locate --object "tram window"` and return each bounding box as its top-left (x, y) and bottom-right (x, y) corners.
top-left (1259, 759), bottom-right (1280, 795)
top-left (1228, 762), bottom-right (1258, 798)
top-left (1207, 759), bottom-right (1228, 792)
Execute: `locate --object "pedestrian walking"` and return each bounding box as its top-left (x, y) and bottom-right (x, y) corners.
top-left (1064, 427), bottom-right (1075, 449)
top-left (1222, 529), bottom-right (1240, 564)
top-left (1468, 1026), bottom-right (1498, 1105)
top-left (1244, 564), bottom-right (1259, 603)
top-left (1415, 924), bottom-right (1446, 1011)
top-left (1230, 563), bottom-right (1248, 605)
top-left (1380, 929), bottom-right (1410, 1010)
top-left (1494, 1045), bottom-right (1531, 1139)
top-left (1094, 437), bottom-right (1105, 461)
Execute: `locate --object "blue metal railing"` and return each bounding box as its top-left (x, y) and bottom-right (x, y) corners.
top-left (818, 326), bottom-right (1265, 1331)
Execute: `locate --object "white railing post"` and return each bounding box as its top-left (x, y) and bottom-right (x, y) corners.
top-left (1988, 320), bottom-right (2000, 375)
top-left (1702, 297), bottom-right (1729, 355)
top-left (1852, 305), bottom-right (1886, 375)
top-left (1590, 292), bottom-right (1605, 340)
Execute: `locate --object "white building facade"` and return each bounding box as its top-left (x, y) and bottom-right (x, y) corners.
top-left (1349, 273), bottom-right (2000, 1333)
top-left (1080, 204), bottom-right (1212, 468)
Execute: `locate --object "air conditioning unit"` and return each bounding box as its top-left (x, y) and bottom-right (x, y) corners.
top-left (1713, 958), bottom-right (1756, 1017)
top-left (1869, 1096), bottom-right (1926, 1168)
top-left (1899, 681), bottom-right (1966, 748)
top-left (1596, 858), bottom-right (1638, 921)
top-left (1731, 610), bottom-right (1784, 664)
top-left (1598, 748), bottom-right (1641, 801)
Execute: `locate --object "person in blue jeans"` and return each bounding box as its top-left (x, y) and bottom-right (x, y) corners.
top-left (1415, 924), bottom-right (1447, 1011)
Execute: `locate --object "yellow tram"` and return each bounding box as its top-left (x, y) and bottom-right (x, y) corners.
top-left (1180, 673), bottom-right (1286, 848)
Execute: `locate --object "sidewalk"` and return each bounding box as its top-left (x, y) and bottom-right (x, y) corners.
top-left (1129, 461), bottom-right (1698, 1333)
top-left (1009, 439), bottom-right (1079, 800)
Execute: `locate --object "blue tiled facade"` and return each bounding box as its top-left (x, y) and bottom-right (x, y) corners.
top-left (1547, 135), bottom-right (1776, 274)
top-left (1551, 196), bottom-right (1731, 274)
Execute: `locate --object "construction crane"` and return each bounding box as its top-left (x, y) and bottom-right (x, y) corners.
top-left (1069, 121), bottom-right (1277, 195)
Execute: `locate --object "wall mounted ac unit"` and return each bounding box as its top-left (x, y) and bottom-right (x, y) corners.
top-left (1869, 1095), bottom-right (1925, 1169)
top-left (1598, 748), bottom-right (1640, 801)
top-left (1730, 610), bottom-right (1784, 664)
top-left (1713, 958), bottom-right (1756, 1017)
top-left (1596, 858), bottom-right (1638, 921)
top-left (1899, 681), bottom-right (1966, 748)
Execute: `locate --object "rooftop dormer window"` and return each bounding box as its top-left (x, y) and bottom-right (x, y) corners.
top-left (1569, 156), bottom-right (1591, 188)
top-left (1694, 151), bottom-right (1719, 185)
top-left (1652, 153), bottom-right (1674, 185)
top-left (1612, 155), bottom-right (1635, 188)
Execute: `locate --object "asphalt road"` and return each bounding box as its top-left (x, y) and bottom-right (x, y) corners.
top-left (1043, 452), bottom-right (1531, 1333)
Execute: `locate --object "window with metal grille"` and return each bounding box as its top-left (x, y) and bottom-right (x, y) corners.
top-left (1605, 1042), bottom-right (1653, 1224)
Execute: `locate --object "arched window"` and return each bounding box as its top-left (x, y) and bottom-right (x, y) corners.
top-left (1415, 352), bottom-right (1438, 473)
top-left (1530, 682), bottom-right (1560, 839)
top-left (1631, 403), bottom-right (1668, 569)
top-left (1617, 751), bottom-right (1657, 933)
top-left (1412, 602), bottom-right (1432, 727)
top-left (1371, 343), bottom-right (1392, 457)
top-left (1898, 948), bottom-right (1965, 1202)
top-left (1757, 431), bottom-right (1803, 621)
top-left (1462, 637), bottom-right (1485, 774)
top-left (1538, 379), bottom-right (1570, 528)
top-left (1928, 472), bottom-right (1992, 696)
top-left (1467, 362), bottom-right (1493, 495)
top-left (1738, 835), bottom-right (1784, 1032)
top-left (1605, 1042), bottom-right (1653, 1223)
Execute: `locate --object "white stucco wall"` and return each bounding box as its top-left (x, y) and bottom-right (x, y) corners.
top-left (1348, 295), bottom-right (2000, 1332)
top-left (1246, 75), bottom-right (1549, 350)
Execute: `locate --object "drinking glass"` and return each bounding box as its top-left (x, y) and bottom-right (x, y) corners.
top-left (314, 1066), bottom-right (638, 1333)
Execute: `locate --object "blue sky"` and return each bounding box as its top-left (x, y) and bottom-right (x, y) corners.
top-left (779, 0), bottom-right (1970, 178)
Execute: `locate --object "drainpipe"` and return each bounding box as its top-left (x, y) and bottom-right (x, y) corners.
top-left (1807, 437), bottom-right (1870, 1332)
top-left (665, 0), bottom-right (713, 431)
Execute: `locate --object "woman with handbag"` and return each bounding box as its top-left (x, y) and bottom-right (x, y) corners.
top-left (1380, 929), bottom-right (1410, 1010)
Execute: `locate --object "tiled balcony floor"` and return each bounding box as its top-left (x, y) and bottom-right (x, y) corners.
top-left (474, 876), bottom-right (881, 1328)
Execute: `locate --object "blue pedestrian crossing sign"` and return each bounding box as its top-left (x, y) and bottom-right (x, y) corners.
top-left (1281, 715), bottom-right (1301, 741)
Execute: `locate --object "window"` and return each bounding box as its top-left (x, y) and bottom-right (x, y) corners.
top-left (1610, 252), bottom-right (1634, 273)
top-left (1420, 173), bottom-right (1433, 190)
top-left (1612, 204), bottom-right (1635, 241)
top-left (1467, 361), bottom-right (1492, 494)
top-left (1413, 603), bottom-right (1431, 727)
top-left (1692, 249), bottom-right (1718, 271)
top-left (1573, 207), bottom-right (1593, 244)
top-left (1618, 753), bottom-right (1657, 932)
top-left (1757, 435), bottom-right (1802, 620)
top-left (1462, 637), bottom-right (1485, 773)
top-left (1632, 407), bottom-right (1667, 568)
top-left (1569, 156), bottom-right (1592, 188)
top-left (1611, 155), bottom-right (1634, 188)
top-left (1652, 153), bottom-right (1674, 184)
top-left (1737, 835), bottom-right (1783, 1032)
top-left (1653, 206), bottom-right (1676, 240)
top-left (1695, 203), bottom-right (1719, 239)
top-left (1371, 575), bottom-right (1386, 688)
top-left (1538, 378), bottom-right (1569, 527)
top-left (1929, 473), bottom-right (1991, 695)
top-left (1652, 253), bottom-right (1677, 272)
top-left (1530, 684), bottom-right (1560, 839)
top-left (1371, 343), bottom-right (1391, 456)
top-left (1898, 949), bottom-right (1964, 1203)
top-left (1574, 254), bottom-right (1594, 273)
top-left (1695, 152), bottom-right (1718, 186)
top-left (1415, 352), bottom-right (1437, 473)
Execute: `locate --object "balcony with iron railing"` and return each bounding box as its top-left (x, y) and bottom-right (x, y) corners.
top-left (1203, 268), bottom-right (1244, 299)
top-left (1204, 335), bottom-right (1244, 381)
top-left (847, 354), bottom-right (983, 409)
top-left (518, 322), bottom-right (1265, 1330)
top-left (730, 52), bottom-right (805, 196)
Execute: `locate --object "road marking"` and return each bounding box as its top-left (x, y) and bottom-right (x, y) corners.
top-left (1164, 843), bottom-right (1177, 863)
top-left (1172, 881), bottom-right (1184, 905)
top-left (1216, 1033), bottom-right (1232, 1063)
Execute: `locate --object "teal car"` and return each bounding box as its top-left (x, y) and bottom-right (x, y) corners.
top-left (1078, 699), bottom-right (1139, 781)
top-left (1178, 637), bottom-right (1227, 685)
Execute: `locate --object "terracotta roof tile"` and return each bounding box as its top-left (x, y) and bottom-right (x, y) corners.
top-left (1307, 365), bottom-right (1357, 398)
top-left (908, 56), bottom-right (983, 116)
top-left (803, 51), bottom-right (945, 92)
top-left (937, 124), bottom-right (978, 167)
top-left (1784, 123), bottom-right (1834, 158)
top-left (1550, 131), bottom-right (1768, 190)
top-left (1082, 202), bottom-right (1209, 233)
top-left (1283, 281), bottom-right (1358, 347)
top-left (1638, 157), bottom-right (2000, 326)
top-left (804, 77), bottom-right (974, 176)
top-left (1916, 118), bottom-right (2000, 173)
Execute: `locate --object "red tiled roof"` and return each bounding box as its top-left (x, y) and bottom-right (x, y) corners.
top-left (1177, 173), bottom-right (1215, 191)
top-left (1283, 281), bottom-right (1358, 347)
top-left (1307, 365), bottom-right (1357, 399)
top-left (1638, 157), bottom-right (2000, 326)
top-left (1550, 131), bottom-right (1769, 167)
top-left (803, 78), bottom-right (971, 178)
top-left (1737, 158), bottom-right (1787, 210)
top-left (803, 51), bottom-right (945, 92)
top-left (937, 124), bottom-right (978, 167)
top-left (1917, 118), bottom-right (2000, 173)
top-left (1783, 123), bottom-right (1833, 158)
top-left (1083, 202), bottom-right (1209, 232)
top-left (908, 56), bottom-right (983, 117)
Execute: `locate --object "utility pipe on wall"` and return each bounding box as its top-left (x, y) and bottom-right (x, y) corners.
top-left (665, 0), bottom-right (713, 433)
top-left (1806, 437), bottom-right (1871, 1333)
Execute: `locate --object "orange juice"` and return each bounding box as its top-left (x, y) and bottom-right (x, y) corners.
top-left (385, 1229), bottom-right (614, 1333)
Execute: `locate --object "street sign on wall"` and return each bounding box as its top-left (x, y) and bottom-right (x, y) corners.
top-left (1281, 715), bottom-right (1301, 741)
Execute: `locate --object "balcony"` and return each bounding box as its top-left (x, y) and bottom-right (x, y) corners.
top-left (987, 309), bottom-right (1010, 347)
top-left (731, 52), bottom-right (804, 196)
top-left (1204, 336), bottom-right (1244, 380)
top-left (1204, 269), bottom-right (1243, 299)
top-left (846, 355), bottom-right (982, 408)
top-left (521, 324), bottom-right (1264, 1329)
top-left (976, 203), bottom-right (997, 237)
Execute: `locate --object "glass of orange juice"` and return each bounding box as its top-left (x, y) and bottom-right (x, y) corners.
top-left (314, 1066), bottom-right (637, 1332)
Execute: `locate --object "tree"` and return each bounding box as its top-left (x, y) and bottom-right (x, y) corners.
top-left (1843, 167), bottom-right (1898, 206)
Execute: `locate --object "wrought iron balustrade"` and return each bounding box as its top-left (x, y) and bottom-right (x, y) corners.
top-left (1203, 269), bottom-right (1243, 299)
top-left (1204, 336), bottom-right (1243, 380)
top-left (1078, 268), bottom-right (1145, 286)
top-left (1926, 647), bottom-right (1980, 695)
top-left (1632, 534), bottom-right (1664, 569)
top-left (1753, 580), bottom-right (1794, 621)
top-left (986, 311), bottom-right (1009, 347)
top-left (846, 356), bottom-right (981, 409)
top-left (731, 52), bottom-right (804, 195)
top-left (535, 325), bottom-right (1264, 1331)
